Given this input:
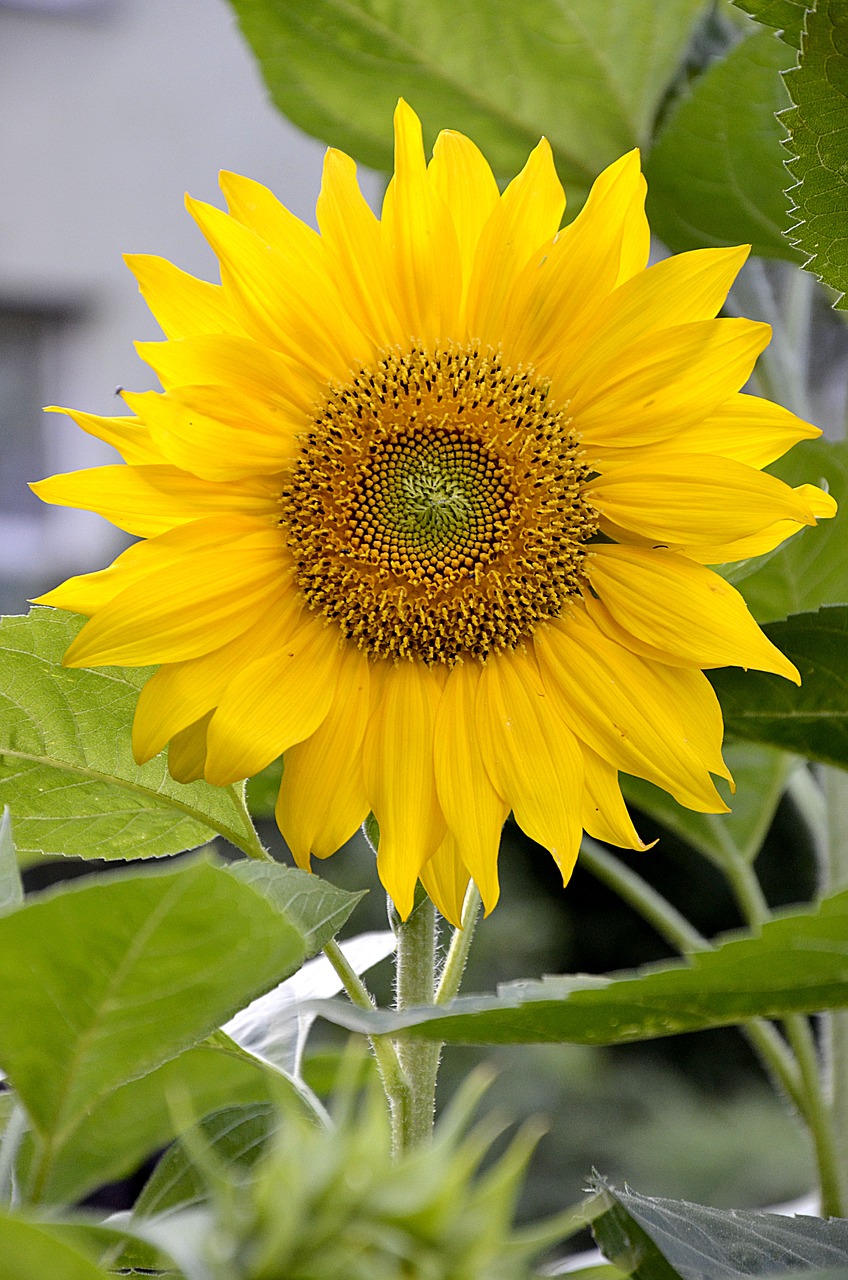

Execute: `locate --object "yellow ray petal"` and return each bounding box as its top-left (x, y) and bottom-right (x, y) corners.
top-left (419, 835), bottom-right (471, 929)
top-left (587, 544), bottom-right (799, 680)
top-left (505, 150), bottom-right (647, 367)
top-left (33, 535), bottom-right (159, 615)
top-left (477, 647), bottom-right (584, 885)
top-left (568, 319), bottom-right (770, 449)
top-left (362, 657), bottom-right (447, 920)
top-left (168, 712), bottom-right (213, 783)
top-left (275, 643), bottom-right (371, 869)
top-left (581, 743), bottom-right (650, 850)
top-left (381, 100), bottom-right (462, 347)
top-left (45, 407), bottom-right (160, 465)
top-left (685, 484), bottom-right (837, 564)
top-left (132, 585), bottom-right (302, 763)
top-left (186, 195), bottom-right (367, 385)
top-left (63, 517), bottom-right (286, 667)
top-left (316, 148), bottom-right (406, 349)
top-left (205, 618), bottom-right (342, 785)
top-left (31, 464), bottom-right (280, 538)
top-left (434, 659), bottom-right (508, 915)
top-left (123, 253), bottom-right (244, 340)
top-left (219, 170), bottom-right (308, 246)
top-left (586, 453), bottom-right (818, 543)
top-left (615, 160), bottom-right (650, 285)
top-left (135, 333), bottom-right (316, 415)
top-left (465, 136), bottom-right (565, 348)
top-left (122, 386), bottom-right (301, 481)
top-left (536, 607), bottom-right (729, 813)
top-left (428, 129), bottom-right (500, 312)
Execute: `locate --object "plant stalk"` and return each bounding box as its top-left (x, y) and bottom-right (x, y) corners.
top-left (392, 886), bottom-right (442, 1149)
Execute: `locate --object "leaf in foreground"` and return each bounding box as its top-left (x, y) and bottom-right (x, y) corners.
top-left (227, 860), bottom-right (364, 957)
top-left (0, 861), bottom-right (303, 1181)
top-left (0, 608), bottom-right (259, 862)
top-left (308, 888), bottom-right (848, 1044)
top-left (0, 1210), bottom-right (110, 1280)
top-left (783, 0), bottom-right (848, 307)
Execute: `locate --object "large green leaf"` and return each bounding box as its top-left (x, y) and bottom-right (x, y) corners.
top-left (0, 861), bottom-right (303, 1198)
top-left (589, 1180), bottom-right (848, 1279)
top-left (227, 861), bottom-right (365, 956)
top-left (228, 0), bottom-right (706, 192)
top-left (622, 743), bottom-right (790, 869)
top-left (738, 438), bottom-right (848, 624)
top-left (645, 31), bottom-right (799, 259)
top-left (783, 0), bottom-right (848, 306)
top-left (711, 606), bottom-right (848, 767)
top-left (732, 0), bottom-right (806, 48)
top-left (0, 609), bottom-right (263, 863)
top-left (0, 1212), bottom-right (110, 1280)
top-left (310, 888), bottom-right (848, 1044)
top-left (21, 1043), bottom-right (277, 1205)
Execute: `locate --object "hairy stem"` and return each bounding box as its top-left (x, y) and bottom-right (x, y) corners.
top-left (393, 887), bottom-right (442, 1149)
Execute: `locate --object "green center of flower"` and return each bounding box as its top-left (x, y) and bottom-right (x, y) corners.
top-left (281, 344), bottom-right (597, 663)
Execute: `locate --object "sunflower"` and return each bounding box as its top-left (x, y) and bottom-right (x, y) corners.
top-left (33, 101), bottom-right (835, 925)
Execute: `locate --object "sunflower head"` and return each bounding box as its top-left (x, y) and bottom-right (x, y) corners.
top-left (32, 100), bottom-right (836, 923)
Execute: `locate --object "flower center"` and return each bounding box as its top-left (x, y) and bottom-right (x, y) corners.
top-left (282, 344), bottom-right (597, 663)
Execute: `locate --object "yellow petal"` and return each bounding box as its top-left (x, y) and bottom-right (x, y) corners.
top-left (132, 586), bottom-right (302, 763)
top-left (31, 465), bottom-right (280, 538)
top-left (536, 607), bottom-right (729, 813)
top-left (581, 744), bottom-right (650, 850)
top-left (428, 129), bottom-right (500, 313)
top-left (45, 407), bottom-right (160, 465)
top-left (122, 386), bottom-right (301, 481)
top-left (136, 333), bottom-right (316, 415)
top-left (466, 136), bottom-right (565, 347)
top-left (362, 657), bottom-right (447, 920)
top-left (168, 712), bottom-right (213, 783)
top-left (63, 517), bottom-right (286, 667)
top-left (33, 536), bottom-right (160, 614)
top-left (477, 647), bottom-right (584, 885)
top-left (434, 659), bottom-right (508, 915)
top-left (419, 835), bottom-right (471, 929)
top-left (123, 253), bottom-right (244, 340)
top-left (653, 393), bottom-right (820, 468)
top-left (586, 453), bottom-right (818, 543)
top-left (381, 100), bottom-right (462, 347)
top-left (276, 644), bottom-right (371, 869)
top-left (316, 148), bottom-right (406, 349)
top-left (686, 484), bottom-right (837, 564)
top-left (568, 319), bottom-right (770, 449)
top-left (205, 618), bottom-right (342, 785)
top-left (587, 544), bottom-right (799, 681)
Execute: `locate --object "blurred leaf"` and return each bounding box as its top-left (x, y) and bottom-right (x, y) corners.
top-left (0, 861), bottom-right (303, 1195)
top-left (134, 1102), bottom-right (276, 1219)
top-left (0, 807), bottom-right (22, 915)
top-left (622, 742), bottom-right (790, 869)
top-left (711, 605), bottom-right (848, 767)
top-left (310, 888), bottom-right (848, 1043)
top-left (0, 609), bottom-right (262, 863)
top-left (245, 758), bottom-right (282, 819)
top-left (0, 1211), bottom-right (110, 1280)
top-left (783, 0), bottom-right (848, 306)
top-left (645, 31), bottom-right (799, 259)
top-left (22, 1043), bottom-right (277, 1205)
top-left (737, 438), bottom-right (848, 624)
top-left (590, 1179), bottom-right (848, 1278)
top-left (227, 861), bottom-right (365, 956)
top-left (228, 0), bottom-right (706, 192)
top-left (733, 0), bottom-right (806, 48)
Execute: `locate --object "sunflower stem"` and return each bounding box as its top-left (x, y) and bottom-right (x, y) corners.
top-left (225, 784), bottom-right (274, 861)
top-left (392, 884), bottom-right (442, 1150)
top-left (436, 882), bottom-right (482, 1005)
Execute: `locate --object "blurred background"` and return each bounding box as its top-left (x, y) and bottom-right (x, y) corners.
top-left (0, 0), bottom-right (829, 1227)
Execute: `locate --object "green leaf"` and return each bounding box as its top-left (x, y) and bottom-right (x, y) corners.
top-left (645, 31), bottom-right (799, 259)
top-left (310, 887), bottom-right (848, 1044)
top-left (0, 807), bottom-right (23, 915)
top-left (0, 861), bottom-right (303, 1196)
top-left (622, 742), bottom-right (790, 869)
top-left (0, 1211), bottom-right (110, 1280)
top-left (134, 1102), bottom-right (276, 1219)
top-left (22, 1043), bottom-right (278, 1205)
top-left (590, 1179), bottom-right (848, 1279)
top-left (732, 0), bottom-right (806, 48)
top-left (0, 609), bottom-right (262, 863)
top-left (737, 438), bottom-right (848, 624)
top-left (710, 605), bottom-right (848, 768)
top-left (227, 861), bottom-right (365, 956)
top-left (227, 0), bottom-right (706, 191)
top-left (783, 0), bottom-right (848, 306)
